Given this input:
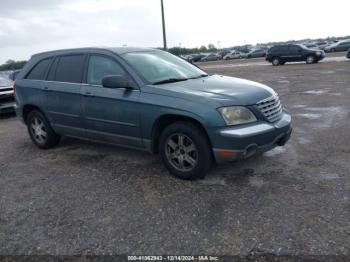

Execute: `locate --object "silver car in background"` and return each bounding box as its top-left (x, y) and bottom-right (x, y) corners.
top-left (0, 76), bottom-right (15, 114)
top-left (223, 50), bottom-right (247, 60)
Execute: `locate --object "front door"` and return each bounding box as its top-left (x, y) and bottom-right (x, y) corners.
top-left (81, 54), bottom-right (142, 148)
top-left (288, 46), bottom-right (303, 62)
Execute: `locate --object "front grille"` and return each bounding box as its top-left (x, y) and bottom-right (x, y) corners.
top-left (256, 95), bottom-right (283, 122)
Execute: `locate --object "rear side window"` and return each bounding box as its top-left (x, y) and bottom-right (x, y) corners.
top-left (55, 55), bottom-right (85, 83)
top-left (87, 55), bottom-right (127, 85)
top-left (26, 58), bottom-right (52, 80)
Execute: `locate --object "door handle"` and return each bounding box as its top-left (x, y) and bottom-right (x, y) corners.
top-left (83, 92), bottom-right (94, 97)
top-left (43, 87), bottom-right (51, 92)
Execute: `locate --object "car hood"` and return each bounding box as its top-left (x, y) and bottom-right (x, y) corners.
top-left (142, 75), bottom-right (276, 106)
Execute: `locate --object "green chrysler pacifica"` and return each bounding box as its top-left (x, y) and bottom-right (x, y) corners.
top-left (15, 47), bottom-right (292, 180)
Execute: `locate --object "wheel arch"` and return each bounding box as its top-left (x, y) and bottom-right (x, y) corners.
top-left (150, 114), bottom-right (213, 154)
top-left (23, 104), bottom-right (43, 124)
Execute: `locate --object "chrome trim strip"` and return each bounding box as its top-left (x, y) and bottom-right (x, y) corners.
top-left (256, 94), bottom-right (278, 104)
top-left (48, 111), bottom-right (80, 118)
top-left (219, 123), bottom-right (275, 138)
top-left (84, 116), bottom-right (137, 127)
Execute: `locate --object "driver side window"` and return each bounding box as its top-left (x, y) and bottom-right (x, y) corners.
top-left (87, 55), bottom-right (127, 85)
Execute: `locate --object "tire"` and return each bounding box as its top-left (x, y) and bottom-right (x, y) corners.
top-left (27, 110), bottom-right (60, 149)
top-left (272, 57), bottom-right (280, 66)
top-left (306, 55), bottom-right (315, 64)
top-left (159, 121), bottom-right (212, 180)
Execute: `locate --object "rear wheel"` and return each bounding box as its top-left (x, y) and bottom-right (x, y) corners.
top-left (272, 57), bottom-right (280, 66)
top-left (306, 55), bottom-right (315, 64)
top-left (159, 121), bottom-right (212, 180)
top-left (27, 110), bottom-right (60, 149)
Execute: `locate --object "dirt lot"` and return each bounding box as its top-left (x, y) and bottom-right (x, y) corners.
top-left (1, 55), bottom-right (349, 257)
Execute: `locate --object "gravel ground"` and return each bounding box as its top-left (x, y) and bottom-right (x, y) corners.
top-left (0, 55), bottom-right (349, 258)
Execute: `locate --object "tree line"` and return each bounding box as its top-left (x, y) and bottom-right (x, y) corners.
top-left (0, 59), bottom-right (27, 71)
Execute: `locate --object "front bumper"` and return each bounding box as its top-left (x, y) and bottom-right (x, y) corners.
top-left (0, 101), bottom-right (15, 114)
top-left (212, 112), bottom-right (292, 162)
top-left (317, 53), bottom-right (325, 61)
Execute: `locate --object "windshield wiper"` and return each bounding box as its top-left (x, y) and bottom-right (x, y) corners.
top-left (189, 74), bottom-right (209, 79)
top-left (152, 78), bottom-right (188, 85)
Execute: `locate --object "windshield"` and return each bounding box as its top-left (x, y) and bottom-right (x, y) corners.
top-left (121, 50), bottom-right (207, 84)
top-left (0, 77), bottom-right (12, 87)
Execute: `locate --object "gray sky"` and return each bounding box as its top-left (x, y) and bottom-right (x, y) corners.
top-left (0, 0), bottom-right (349, 64)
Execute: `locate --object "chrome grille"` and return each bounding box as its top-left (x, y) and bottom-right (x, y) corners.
top-left (256, 95), bottom-right (283, 122)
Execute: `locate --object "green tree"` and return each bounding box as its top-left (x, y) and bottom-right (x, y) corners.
top-left (208, 43), bottom-right (216, 51)
top-left (0, 60), bottom-right (27, 71)
top-left (199, 45), bottom-right (207, 52)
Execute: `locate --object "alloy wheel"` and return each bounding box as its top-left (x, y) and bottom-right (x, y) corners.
top-left (165, 133), bottom-right (198, 172)
top-left (30, 117), bottom-right (47, 144)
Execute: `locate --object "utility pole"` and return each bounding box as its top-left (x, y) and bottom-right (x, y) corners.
top-left (160, 0), bottom-right (167, 50)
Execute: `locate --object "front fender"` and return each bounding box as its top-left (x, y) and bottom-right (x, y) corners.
top-left (139, 92), bottom-right (225, 141)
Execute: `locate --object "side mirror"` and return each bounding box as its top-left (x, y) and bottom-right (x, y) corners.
top-left (102, 75), bottom-right (136, 89)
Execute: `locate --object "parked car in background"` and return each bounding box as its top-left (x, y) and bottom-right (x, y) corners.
top-left (304, 43), bottom-right (319, 49)
top-left (190, 54), bottom-right (206, 63)
top-left (315, 41), bottom-right (329, 50)
top-left (0, 76), bottom-right (15, 114)
top-left (179, 54), bottom-right (193, 62)
top-left (217, 50), bottom-right (231, 59)
top-left (9, 70), bottom-right (21, 81)
top-left (223, 50), bottom-right (247, 60)
top-left (15, 47), bottom-right (292, 180)
top-left (347, 49), bottom-right (350, 59)
top-left (200, 53), bottom-right (220, 62)
top-left (266, 44), bottom-right (325, 66)
top-left (324, 39), bottom-right (350, 52)
top-left (246, 49), bottom-right (266, 58)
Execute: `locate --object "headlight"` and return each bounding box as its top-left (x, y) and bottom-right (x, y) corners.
top-left (316, 51), bottom-right (322, 56)
top-left (218, 106), bottom-right (257, 126)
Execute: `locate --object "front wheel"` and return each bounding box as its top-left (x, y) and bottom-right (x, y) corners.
top-left (306, 55), bottom-right (315, 64)
top-left (159, 122), bottom-right (212, 180)
top-left (27, 110), bottom-right (60, 149)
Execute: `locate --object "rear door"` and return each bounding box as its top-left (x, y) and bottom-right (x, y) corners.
top-left (19, 57), bottom-right (53, 111)
top-left (81, 54), bottom-right (142, 148)
top-left (43, 54), bottom-right (86, 136)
